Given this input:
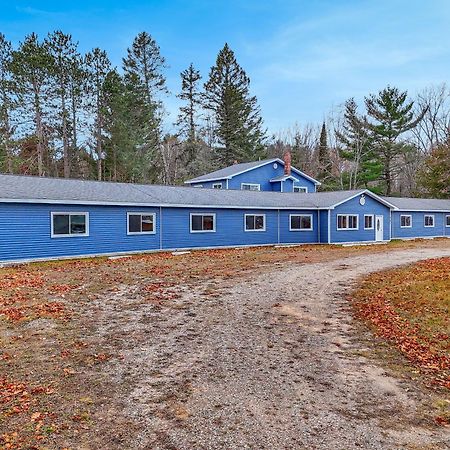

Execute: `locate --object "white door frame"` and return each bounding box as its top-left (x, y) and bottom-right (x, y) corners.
top-left (375, 215), bottom-right (384, 241)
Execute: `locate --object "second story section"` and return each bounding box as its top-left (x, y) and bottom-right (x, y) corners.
top-left (184, 153), bottom-right (321, 193)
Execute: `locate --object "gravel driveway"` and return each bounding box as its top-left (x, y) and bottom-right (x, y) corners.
top-left (80, 245), bottom-right (450, 450)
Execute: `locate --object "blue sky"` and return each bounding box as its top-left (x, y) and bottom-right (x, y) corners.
top-left (1, 0), bottom-right (450, 134)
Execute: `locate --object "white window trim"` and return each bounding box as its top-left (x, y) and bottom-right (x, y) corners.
top-left (400, 214), bottom-right (412, 228)
top-left (212, 182), bottom-right (223, 189)
top-left (336, 214), bottom-right (359, 231)
top-left (446, 215), bottom-right (450, 227)
top-left (127, 212), bottom-right (156, 235)
top-left (364, 214), bottom-right (374, 230)
top-left (51, 212), bottom-right (89, 238)
top-left (193, 184), bottom-right (203, 188)
top-left (289, 214), bottom-right (313, 231)
top-left (244, 214), bottom-right (266, 232)
top-left (190, 213), bottom-right (216, 233)
top-left (424, 214), bottom-right (435, 228)
top-left (293, 186), bottom-right (308, 193)
top-left (241, 183), bottom-right (261, 191)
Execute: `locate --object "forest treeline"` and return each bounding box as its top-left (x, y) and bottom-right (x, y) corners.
top-left (0, 31), bottom-right (449, 197)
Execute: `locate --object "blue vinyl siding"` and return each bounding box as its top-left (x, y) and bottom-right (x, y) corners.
top-left (391, 211), bottom-right (449, 239)
top-left (0, 203), bottom-right (161, 261)
top-left (189, 161), bottom-right (317, 193)
top-left (330, 194), bottom-right (390, 243)
top-left (319, 210), bottom-right (329, 243)
top-left (279, 210), bottom-right (318, 244)
top-left (161, 208), bottom-right (279, 249)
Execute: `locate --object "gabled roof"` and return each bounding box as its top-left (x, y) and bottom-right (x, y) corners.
top-left (0, 174), bottom-right (388, 210)
top-left (184, 158), bottom-right (321, 185)
top-left (382, 196), bottom-right (450, 211)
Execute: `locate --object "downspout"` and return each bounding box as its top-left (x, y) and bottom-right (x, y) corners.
top-left (159, 206), bottom-right (163, 250)
top-left (277, 209), bottom-right (280, 244)
top-left (327, 210), bottom-right (331, 244)
top-left (318, 210), bottom-right (321, 243)
top-left (389, 209), bottom-right (392, 240)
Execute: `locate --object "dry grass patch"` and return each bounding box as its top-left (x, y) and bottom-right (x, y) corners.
top-left (351, 257), bottom-right (450, 425)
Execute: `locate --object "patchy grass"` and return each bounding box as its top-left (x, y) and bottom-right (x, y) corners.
top-left (351, 257), bottom-right (450, 425)
top-left (0, 239), bottom-right (448, 448)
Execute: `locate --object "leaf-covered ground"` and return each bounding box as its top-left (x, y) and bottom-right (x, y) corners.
top-left (351, 257), bottom-right (450, 425)
top-left (0, 239), bottom-right (449, 449)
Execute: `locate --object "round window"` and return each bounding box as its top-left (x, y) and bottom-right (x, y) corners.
top-left (359, 195), bottom-right (366, 206)
top-left (273, 163), bottom-right (278, 169)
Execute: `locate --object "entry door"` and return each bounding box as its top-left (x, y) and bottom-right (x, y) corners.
top-left (375, 215), bottom-right (384, 241)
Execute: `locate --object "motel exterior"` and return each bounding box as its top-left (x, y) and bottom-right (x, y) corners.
top-left (0, 157), bottom-right (449, 264)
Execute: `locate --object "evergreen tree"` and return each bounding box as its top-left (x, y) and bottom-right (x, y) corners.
top-left (203, 43), bottom-right (266, 165)
top-left (419, 141), bottom-right (450, 198)
top-left (336, 98), bottom-right (381, 189)
top-left (176, 63), bottom-right (202, 166)
top-left (122, 32), bottom-right (167, 180)
top-left (176, 63), bottom-right (202, 141)
top-left (102, 70), bottom-right (157, 182)
top-left (46, 31), bottom-right (80, 178)
top-left (364, 86), bottom-right (426, 195)
top-left (0, 33), bottom-right (15, 173)
top-left (11, 33), bottom-right (54, 176)
top-left (317, 122), bottom-right (332, 182)
top-left (85, 48), bottom-right (111, 180)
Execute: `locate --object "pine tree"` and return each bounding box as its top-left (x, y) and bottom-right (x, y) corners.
top-left (11, 33), bottom-right (53, 176)
top-left (419, 141), bottom-right (450, 198)
top-left (176, 63), bottom-right (202, 166)
top-left (317, 122), bottom-right (332, 181)
top-left (203, 43), bottom-right (266, 165)
top-left (336, 98), bottom-right (381, 189)
top-left (85, 48), bottom-right (111, 180)
top-left (176, 63), bottom-right (202, 141)
top-left (46, 31), bottom-right (81, 178)
top-left (0, 33), bottom-right (15, 173)
top-left (364, 86), bottom-right (426, 195)
top-left (122, 32), bottom-right (167, 180)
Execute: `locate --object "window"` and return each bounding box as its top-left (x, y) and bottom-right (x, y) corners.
top-left (424, 215), bottom-right (434, 227)
top-left (293, 186), bottom-right (308, 193)
top-left (193, 184), bottom-right (203, 188)
top-left (364, 215), bottom-right (374, 230)
top-left (212, 183), bottom-right (223, 189)
top-left (127, 213), bottom-right (156, 235)
top-left (337, 214), bottom-right (358, 230)
top-left (245, 214), bottom-right (266, 231)
top-left (241, 183), bottom-right (260, 191)
top-left (446, 215), bottom-right (450, 227)
top-left (51, 212), bottom-right (88, 237)
top-left (190, 213), bottom-right (216, 233)
top-left (400, 215), bottom-right (412, 228)
top-left (290, 214), bottom-right (313, 231)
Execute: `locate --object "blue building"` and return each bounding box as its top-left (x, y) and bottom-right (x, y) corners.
top-left (185, 157), bottom-right (321, 193)
top-left (0, 159), bottom-right (449, 264)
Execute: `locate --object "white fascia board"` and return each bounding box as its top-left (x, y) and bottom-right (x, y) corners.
top-left (394, 208), bottom-right (450, 212)
top-left (184, 159), bottom-right (281, 184)
top-left (290, 167), bottom-right (322, 185)
top-left (329, 190), bottom-right (398, 210)
top-left (0, 197), bottom-right (318, 210)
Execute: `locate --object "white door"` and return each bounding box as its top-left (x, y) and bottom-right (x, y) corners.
top-left (375, 215), bottom-right (384, 241)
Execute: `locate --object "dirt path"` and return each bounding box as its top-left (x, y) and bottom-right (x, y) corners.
top-left (76, 246), bottom-right (450, 450)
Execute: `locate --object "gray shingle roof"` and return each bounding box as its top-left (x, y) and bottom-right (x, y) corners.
top-left (0, 173), bottom-right (366, 209)
top-left (185, 159), bottom-right (279, 183)
top-left (382, 196), bottom-right (450, 211)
